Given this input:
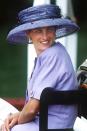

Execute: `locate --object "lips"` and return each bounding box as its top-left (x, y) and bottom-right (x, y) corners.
top-left (41, 41), bottom-right (49, 45)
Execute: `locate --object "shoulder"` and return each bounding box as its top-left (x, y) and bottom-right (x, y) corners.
top-left (46, 42), bottom-right (68, 58)
top-left (37, 42), bottom-right (72, 68)
top-left (38, 43), bottom-right (59, 62)
top-left (39, 42), bottom-right (66, 58)
top-left (39, 42), bottom-right (69, 62)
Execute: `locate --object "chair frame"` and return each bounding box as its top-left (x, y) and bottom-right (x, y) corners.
top-left (39, 87), bottom-right (87, 131)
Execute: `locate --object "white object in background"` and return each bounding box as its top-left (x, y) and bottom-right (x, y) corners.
top-left (33, 0), bottom-right (50, 5)
top-left (27, 44), bottom-right (36, 78)
top-left (27, 0), bottom-right (50, 78)
top-left (56, 0), bottom-right (78, 70)
top-left (0, 98), bottom-right (19, 126)
top-left (81, 116), bottom-right (87, 123)
top-left (73, 116), bottom-right (87, 131)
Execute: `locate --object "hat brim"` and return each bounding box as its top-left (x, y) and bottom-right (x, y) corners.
top-left (7, 18), bottom-right (79, 44)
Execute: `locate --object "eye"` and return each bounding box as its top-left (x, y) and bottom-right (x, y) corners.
top-left (33, 29), bottom-right (42, 34)
top-left (47, 27), bottom-right (56, 32)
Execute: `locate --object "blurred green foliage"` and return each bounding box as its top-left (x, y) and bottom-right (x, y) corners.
top-left (0, 25), bottom-right (27, 97)
top-left (77, 21), bottom-right (87, 68)
top-left (0, 0), bottom-right (32, 98)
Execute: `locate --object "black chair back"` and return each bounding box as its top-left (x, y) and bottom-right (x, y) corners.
top-left (39, 88), bottom-right (87, 131)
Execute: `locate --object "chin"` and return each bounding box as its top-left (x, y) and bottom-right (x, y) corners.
top-left (40, 47), bottom-right (49, 53)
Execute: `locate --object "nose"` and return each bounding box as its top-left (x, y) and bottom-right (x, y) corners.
top-left (42, 30), bottom-right (48, 40)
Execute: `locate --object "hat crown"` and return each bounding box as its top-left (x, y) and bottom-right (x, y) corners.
top-left (18, 4), bottom-right (61, 24)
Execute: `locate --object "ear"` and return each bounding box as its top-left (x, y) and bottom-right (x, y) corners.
top-left (28, 38), bottom-right (32, 43)
top-left (26, 31), bottom-right (32, 43)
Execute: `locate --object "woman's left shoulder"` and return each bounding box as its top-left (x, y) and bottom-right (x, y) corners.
top-left (45, 42), bottom-right (60, 57)
top-left (39, 42), bottom-right (65, 60)
top-left (48, 42), bottom-right (66, 55)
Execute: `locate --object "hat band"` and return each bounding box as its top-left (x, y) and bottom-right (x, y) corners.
top-left (19, 5), bottom-right (61, 24)
top-left (19, 14), bottom-right (60, 24)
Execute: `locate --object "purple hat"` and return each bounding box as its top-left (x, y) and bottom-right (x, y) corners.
top-left (7, 4), bottom-right (79, 44)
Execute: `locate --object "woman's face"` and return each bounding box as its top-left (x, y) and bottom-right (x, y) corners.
top-left (27, 26), bottom-right (56, 55)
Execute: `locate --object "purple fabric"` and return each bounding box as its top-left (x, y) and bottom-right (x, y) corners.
top-left (11, 121), bottom-right (39, 131)
top-left (11, 42), bottom-right (78, 131)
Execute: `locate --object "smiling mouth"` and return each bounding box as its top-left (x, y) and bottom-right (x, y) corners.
top-left (41, 41), bottom-right (49, 45)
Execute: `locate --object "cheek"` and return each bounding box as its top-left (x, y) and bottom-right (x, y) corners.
top-left (49, 33), bottom-right (56, 40)
top-left (31, 36), bottom-right (39, 43)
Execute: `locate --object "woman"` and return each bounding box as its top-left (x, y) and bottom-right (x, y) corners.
top-left (2, 4), bottom-right (79, 131)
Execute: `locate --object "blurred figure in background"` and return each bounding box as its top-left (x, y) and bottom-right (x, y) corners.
top-left (77, 59), bottom-right (87, 88)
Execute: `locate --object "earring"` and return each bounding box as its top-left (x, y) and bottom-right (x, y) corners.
top-left (28, 38), bottom-right (32, 44)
